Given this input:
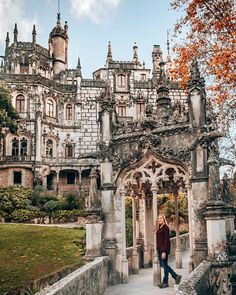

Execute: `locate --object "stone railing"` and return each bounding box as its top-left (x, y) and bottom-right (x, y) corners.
top-left (175, 260), bottom-right (212, 295)
top-left (170, 233), bottom-right (189, 257)
top-left (36, 256), bottom-right (110, 295)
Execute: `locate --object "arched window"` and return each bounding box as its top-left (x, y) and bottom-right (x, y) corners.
top-left (136, 102), bottom-right (145, 118)
top-left (66, 104), bottom-right (73, 120)
top-left (12, 137), bottom-right (19, 156)
top-left (46, 99), bottom-right (54, 117)
top-left (20, 138), bottom-right (27, 156)
top-left (117, 74), bottom-right (126, 87)
top-left (65, 144), bottom-right (73, 158)
top-left (46, 139), bottom-right (53, 157)
top-left (16, 95), bottom-right (25, 113)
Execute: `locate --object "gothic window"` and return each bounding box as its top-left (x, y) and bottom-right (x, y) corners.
top-left (46, 139), bottom-right (53, 157)
top-left (66, 104), bottom-right (73, 120)
top-left (136, 102), bottom-right (145, 118)
top-left (117, 74), bottom-right (126, 87)
top-left (20, 138), bottom-right (27, 156)
top-left (65, 144), bottom-right (73, 158)
top-left (118, 105), bottom-right (126, 117)
top-left (16, 95), bottom-right (25, 113)
top-left (67, 172), bottom-right (75, 184)
top-left (46, 99), bottom-right (54, 117)
top-left (12, 138), bottom-right (19, 156)
top-left (13, 171), bottom-right (22, 184)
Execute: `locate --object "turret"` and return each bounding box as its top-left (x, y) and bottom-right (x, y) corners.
top-left (152, 45), bottom-right (163, 85)
top-left (13, 23), bottom-right (18, 44)
top-left (49, 14), bottom-right (68, 75)
top-left (32, 25), bottom-right (36, 44)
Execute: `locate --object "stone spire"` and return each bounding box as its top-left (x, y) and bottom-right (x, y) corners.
top-left (0, 59), bottom-right (4, 73)
top-left (166, 30), bottom-right (172, 80)
top-left (32, 25), bottom-right (36, 44)
top-left (133, 42), bottom-right (139, 64)
top-left (13, 23), bottom-right (18, 43)
top-left (76, 57), bottom-right (82, 76)
top-left (5, 32), bottom-right (10, 53)
top-left (152, 44), bottom-right (163, 85)
top-left (106, 41), bottom-right (113, 65)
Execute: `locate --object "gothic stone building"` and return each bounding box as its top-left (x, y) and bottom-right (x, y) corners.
top-left (0, 18), bottom-right (233, 287)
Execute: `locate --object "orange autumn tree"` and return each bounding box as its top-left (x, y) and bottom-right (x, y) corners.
top-left (170, 0), bottom-right (236, 160)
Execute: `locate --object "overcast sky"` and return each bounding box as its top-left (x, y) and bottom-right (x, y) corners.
top-left (0, 0), bottom-right (181, 78)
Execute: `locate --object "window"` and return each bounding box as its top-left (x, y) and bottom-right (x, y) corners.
top-left (20, 63), bottom-right (29, 74)
top-left (12, 138), bottom-right (19, 156)
top-left (117, 74), bottom-right (126, 87)
top-left (66, 104), bottom-right (73, 120)
top-left (65, 144), bottom-right (73, 158)
top-left (16, 95), bottom-right (25, 113)
top-left (46, 139), bottom-right (53, 157)
top-left (13, 171), bottom-right (22, 184)
top-left (67, 172), bottom-right (75, 184)
top-left (136, 102), bottom-right (145, 118)
top-left (118, 105), bottom-right (126, 117)
top-left (141, 74), bottom-right (146, 81)
top-left (46, 99), bottom-right (54, 117)
top-left (20, 138), bottom-right (27, 156)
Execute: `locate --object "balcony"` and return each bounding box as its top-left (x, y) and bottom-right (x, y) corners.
top-left (0, 155), bottom-right (35, 163)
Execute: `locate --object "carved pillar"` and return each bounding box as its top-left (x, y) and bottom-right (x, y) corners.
top-left (186, 182), bottom-right (194, 272)
top-left (174, 191), bottom-right (182, 269)
top-left (142, 196), bottom-right (149, 267)
top-left (120, 188), bottom-right (129, 283)
top-left (88, 168), bottom-right (98, 210)
top-left (132, 196), bottom-right (139, 274)
top-left (100, 158), bottom-right (117, 283)
top-left (151, 185), bottom-right (161, 286)
top-left (55, 170), bottom-right (59, 194)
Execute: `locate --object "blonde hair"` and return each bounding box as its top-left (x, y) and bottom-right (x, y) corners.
top-left (155, 214), bottom-right (169, 229)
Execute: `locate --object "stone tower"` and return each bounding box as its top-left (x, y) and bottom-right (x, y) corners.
top-left (49, 14), bottom-right (68, 76)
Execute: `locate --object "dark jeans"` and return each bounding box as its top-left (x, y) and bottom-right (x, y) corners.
top-left (158, 250), bottom-right (177, 284)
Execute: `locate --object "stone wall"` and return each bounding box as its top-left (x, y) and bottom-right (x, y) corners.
top-left (175, 260), bottom-right (212, 295)
top-left (36, 257), bottom-right (110, 295)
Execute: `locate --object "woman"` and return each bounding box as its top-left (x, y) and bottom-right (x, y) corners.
top-left (155, 214), bottom-right (181, 288)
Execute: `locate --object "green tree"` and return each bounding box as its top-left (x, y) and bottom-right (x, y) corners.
top-left (0, 84), bottom-right (19, 133)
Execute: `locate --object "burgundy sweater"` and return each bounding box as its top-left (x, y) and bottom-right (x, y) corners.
top-left (156, 224), bottom-right (171, 254)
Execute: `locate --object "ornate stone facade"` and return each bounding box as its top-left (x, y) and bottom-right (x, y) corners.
top-left (0, 16), bottom-right (233, 288)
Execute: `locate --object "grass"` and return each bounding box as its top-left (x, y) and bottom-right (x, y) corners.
top-left (0, 224), bottom-right (85, 294)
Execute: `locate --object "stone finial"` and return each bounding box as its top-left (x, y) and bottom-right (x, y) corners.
top-left (13, 23), bottom-right (18, 43)
top-left (133, 42), bottom-right (139, 64)
top-left (5, 32), bottom-right (10, 51)
top-left (64, 21), bottom-right (68, 33)
top-left (32, 24), bottom-right (36, 44)
top-left (188, 59), bottom-right (205, 89)
top-left (106, 41), bottom-right (112, 64)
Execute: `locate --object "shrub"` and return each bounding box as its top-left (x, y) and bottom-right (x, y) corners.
top-left (11, 209), bottom-right (39, 222)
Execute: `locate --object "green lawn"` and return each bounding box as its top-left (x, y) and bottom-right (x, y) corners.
top-left (0, 224), bottom-right (85, 294)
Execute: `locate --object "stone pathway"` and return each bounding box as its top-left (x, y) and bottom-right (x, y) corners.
top-left (104, 250), bottom-right (190, 295)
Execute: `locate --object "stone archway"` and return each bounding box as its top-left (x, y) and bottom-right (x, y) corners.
top-left (113, 151), bottom-right (190, 283)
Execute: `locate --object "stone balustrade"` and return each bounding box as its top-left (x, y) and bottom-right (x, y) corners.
top-left (36, 257), bottom-right (110, 295)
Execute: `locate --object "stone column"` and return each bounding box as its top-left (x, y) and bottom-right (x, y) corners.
top-left (55, 170), bottom-right (59, 194)
top-left (120, 188), bottom-right (129, 283)
top-left (132, 196), bottom-right (139, 274)
top-left (100, 158), bottom-right (117, 284)
top-left (143, 196), bottom-right (149, 267)
top-left (186, 182), bottom-right (194, 272)
top-left (35, 104), bottom-right (42, 162)
top-left (152, 185), bottom-right (161, 286)
top-left (174, 191), bottom-right (182, 269)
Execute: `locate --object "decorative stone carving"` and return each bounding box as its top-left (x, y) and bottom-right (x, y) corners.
top-left (211, 268), bottom-right (232, 295)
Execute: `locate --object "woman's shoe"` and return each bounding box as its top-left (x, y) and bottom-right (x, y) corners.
top-left (175, 274), bottom-right (182, 284)
top-left (159, 283), bottom-right (169, 288)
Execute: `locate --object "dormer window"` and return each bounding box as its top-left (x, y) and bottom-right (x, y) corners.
top-left (65, 144), bottom-right (73, 158)
top-left (20, 63), bottom-right (29, 74)
top-left (117, 74), bottom-right (126, 87)
top-left (136, 102), bottom-right (145, 119)
top-left (141, 74), bottom-right (146, 81)
top-left (16, 95), bottom-right (25, 113)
